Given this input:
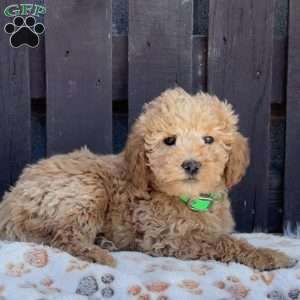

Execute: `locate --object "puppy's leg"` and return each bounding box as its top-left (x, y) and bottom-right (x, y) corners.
top-left (47, 203), bottom-right (116, 267)
top-left (205, 234), bottom-right (296, 271)
top-left (95, 234), bottom-right (118, 251)
top-left (139, 226), bottom-right (295, 270)
top-left (52, 236), bottom-right (116, 267)
top-left (50, 224), bottom-right (116, 267)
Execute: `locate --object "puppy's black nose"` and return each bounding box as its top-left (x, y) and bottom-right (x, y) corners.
top-left (181, 160), bottom-right (201, 176)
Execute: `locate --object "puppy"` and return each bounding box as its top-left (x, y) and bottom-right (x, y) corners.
top-left (0, 88), bottom-right (296, 270)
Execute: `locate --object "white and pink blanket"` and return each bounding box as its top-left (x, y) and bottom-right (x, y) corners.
top-left (0, 233), bottom-right (299, 300)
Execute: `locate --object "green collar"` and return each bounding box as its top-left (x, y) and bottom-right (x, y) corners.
top-left (180, 192), bottom-right (224, 212)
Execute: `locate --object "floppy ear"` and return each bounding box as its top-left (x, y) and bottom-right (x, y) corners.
top-left (224, 132), bottom-right (250, 188)
top-left (124, 130), bottom-right (149, 191)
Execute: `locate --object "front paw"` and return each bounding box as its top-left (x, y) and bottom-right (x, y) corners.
top-left (249, 248), bottom-right (297, 271)
top-left (91, 249), bottom-right (117, 268)
top-left (80, 246), bottom-right (117, 268)
top-left (95, 236), bottom-right (118, 251)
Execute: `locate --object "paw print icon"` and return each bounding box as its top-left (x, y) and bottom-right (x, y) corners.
top-left (4, 16), bottom-right (45, 48)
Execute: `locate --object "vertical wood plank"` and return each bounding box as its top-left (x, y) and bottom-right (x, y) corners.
top-left (128, 0), bottom-right (193, 124)
top-left (208, 0), bottom-right (275, 232)
top-left (0, 1), bottom-right (31, 198)
top-left (45, 0), bottom-right (112, 156)
top-left (284, 0), bottom-right (300, 235)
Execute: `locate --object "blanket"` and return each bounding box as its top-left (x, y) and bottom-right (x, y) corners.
top-left (0, 233), bottom-right (299, 300)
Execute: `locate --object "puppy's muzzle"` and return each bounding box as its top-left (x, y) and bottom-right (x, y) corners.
top-left (181, 160), bottom-right (201, 176)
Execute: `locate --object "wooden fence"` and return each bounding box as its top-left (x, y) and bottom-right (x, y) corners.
top-left (0, 0), bottom-right (299, 234)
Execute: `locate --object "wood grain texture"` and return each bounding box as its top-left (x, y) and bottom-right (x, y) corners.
top-left (284, 0), bottom-right (300, 235)
top-left (0, 0), bottom-right (31, 198)
top-left (29, 35), bottom-right (286, 104)
top-left (45, 0), bottom-right (112, 155)
top-left (128, 0), bottom-right (193, 124)
top-left (32, 35), bottom-right (124, 101)
top-left (31, 35), bottom-right (207, 101)
top-left (208, 0), bottom-right (275, 232)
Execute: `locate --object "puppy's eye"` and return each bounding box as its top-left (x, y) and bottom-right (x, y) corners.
top-left (164, 136), bottom-right (176, 146)
top-left (203, 136), bottom-right (214, 144)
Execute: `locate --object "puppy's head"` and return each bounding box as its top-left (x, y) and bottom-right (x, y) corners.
top-left (124, 88), bottom-right (249, 198)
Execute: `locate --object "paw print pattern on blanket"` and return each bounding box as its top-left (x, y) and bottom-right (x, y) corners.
top-left (5, 262), bottom-right (30, 277)
top-left (24, 248), bottom-right (48, 268)
top-left (288, 289), bottom-right (300, 300)
top-left (76, 275), bottom-right (99, 296)
top-left (20, 277), bottom-right (61, 295)
top-left (177, 280), bottom-right (203, 295)
top-left (145, 281), bottom-right (170, 293)
top-left (65, 259), bottom-right (90, 272)
top-left (190, 263), bottom-right (213, 276)
top-left (250, 271), bottom-right (275, 285)
top-left (127, 281), bottom-right (170, 299)
top-left (0, 233), bottom-right (299, 299)
top-left (0, 285), bottom-right (6, 300)
top-left (76, 273), bottom-right (116, 298)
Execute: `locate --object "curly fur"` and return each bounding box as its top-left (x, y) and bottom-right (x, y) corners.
top-left (0, 88), bottom-right (295, 270)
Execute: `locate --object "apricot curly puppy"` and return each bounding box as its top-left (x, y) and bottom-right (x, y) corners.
top-left (0, 88), bottom-right (296, 270)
